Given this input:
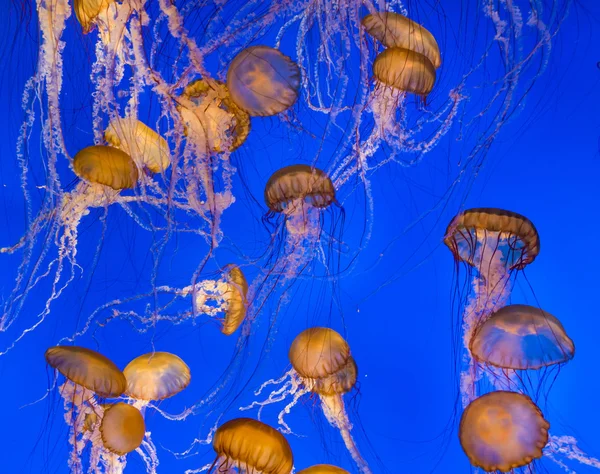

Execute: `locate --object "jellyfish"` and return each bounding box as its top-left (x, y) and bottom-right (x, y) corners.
top-left (470, 304), bottom-right (575, 371)
top-left (297, 465), bottom-right (349, 474)
top-left (242, 327), bottom-right (371, 474)
top-left (45, 345), bottom-right (132, 472)
top-left (226, 46), bottom-right (301, 117)
top-left (208, 417), bottom-right (293, 474)
top-left (372, 48), bottom-right (436, 99)
top-left (100, 402), bottom-right (146, 455)
top-left (443, 208), bottom-right (540, 406)
top-left (459, 391), bottom-right (549, 472)
top-left (105, 116), bottom-right (171, 174)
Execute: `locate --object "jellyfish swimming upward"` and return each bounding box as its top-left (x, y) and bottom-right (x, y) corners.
top-left (242, 327), bottom-right (369, 473)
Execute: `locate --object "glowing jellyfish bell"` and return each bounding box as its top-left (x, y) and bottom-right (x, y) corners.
top-left (372, 48), bottom-right (437, 98)
top-left (211, 418), bottom-right (293, 474)
top-left (123, 352), bottom-right (191, 408)
top-left (105, 116), bottom-right (171, 174)
top-left (243, 328), bottom-right (370, 474)
top-left (362, 12), bottom-right (441, 69)
top-left (178, 80), bottom-right (251, 154)
top-left (297, 464), bottom-right (350, 474)
top-left (265, 165), bottom-right (336, 236)
top-left (189, 264), bottom-right (249, 335)
top-left (100, 402), bottom-right (146, 455)
top-left (470, 304), bottom-right (575, 370)
top-left (45, 346), bottom-right (128, 472)
top-left (73, 145), bottom-right (139, 190)
top-left (227, 46), bottom-right (301, 117)
top-left (460, 391), bottom-right (549, 472)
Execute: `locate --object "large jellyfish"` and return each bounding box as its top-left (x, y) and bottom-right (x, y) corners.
top-left (227, 46), bottom-right (301, 117)
top-left (45, 345), bottom-right (130, 472)
top-left (206, 417), bottom-right (293, 474)
top-left (242, 327), bottom-right (370, 474)
top-left (459, 391), bottom-right (549, 472)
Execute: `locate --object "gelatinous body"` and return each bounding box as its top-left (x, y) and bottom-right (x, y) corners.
top-left (73, 145), bottom-right (138, 190)
top-left (73, 0), bottom-right (114, 33)
top-left (45, 346), bottom-right (126, 398)
top-left (470, 304), bottom-right (575, 370)
top-left (100, 402), bottom-right (146, 455)
top-left (265, 165), bottom-right (335, 213)
top-left (362, 12), bottom-right (441, 68)
top-left (373, 48), bottom-right (436, 96)
top-left (227, 46), bottom-right (301, 116)
top-left (105, 117), bottom-right (171, 173)
top-left (212, 418), bottom-right (293, 474)
top-left (123, 352), bottom-right (191, 401)
top-left (297, 464), bottom-right (349, 474)
top-left (459, 391), bottom-right (549, 472)
top-left (444, 208), bottom-right (540, 270)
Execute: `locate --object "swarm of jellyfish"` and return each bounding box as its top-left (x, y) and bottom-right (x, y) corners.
top-left (1, 0), bottom-right (598, 472)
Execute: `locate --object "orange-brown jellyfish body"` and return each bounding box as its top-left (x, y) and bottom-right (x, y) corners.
top-left (73, 145), bottom-right (138, 190)
top-left (100, 402), bottom-right (146, 455)
top-left (459, 391), bottom-right (549, 472)
top-left (297, 464), bottom-right (350, 474)
top-left (470, 304), bottom-right (575, 370)
top-left (227, 46), bottom-right (301, 116)
top-left (211, 418), bottom-right (293, 474)
top-left (373, 48), bottom-right (436, 97)
top-left (123, 352), bottom-right (191, 401)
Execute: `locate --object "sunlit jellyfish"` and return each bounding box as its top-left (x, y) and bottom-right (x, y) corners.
top-left (196, 417), bottom-right (293, 474)
top-left (242, 327), bottom-right (370, 474)
top-left (0, 145), bottom-right (140, 353)
top-left (443, 208), bottom-right (540, 406)
top-left (297, 465), bottom-right (349, 474)
top-left (45, 345), bottom-right (130, 472)
top-left (459, 391), bottom-right (549, 472)
top-left (122, 351), bottom-right (191, 471)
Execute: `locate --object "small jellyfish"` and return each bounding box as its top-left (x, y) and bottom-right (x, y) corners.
top-left (73, 0), bottom-right (115, 34)
top-left (470, 304), bottom-right (575, 370)
top-left (227, 46), bottom-right (301, 116)
top-left (100, 402), bottom-right (146, 455)
top-left (373, 48), bottom-right (436, 97)
top-left (459, 391), bottom-right (549, 472)
top-left (242, 328), bottom-right (370, 474)
top-left (210, 418), bottom-right (293, 474)
top-left (73, 145), bottom-right (139, 190)
top-left (45, 346), bottom-right (129, 472)
top-left (123, 351), bottom-right (191, 405)
top-left (297, 464), bottom-right (350, 474)
top-left (362, 12), bottom-right (441, 68)
top-left (178, 79), bottom-right (251, 153)
top-left (105, 116), bottom-right (171, 174)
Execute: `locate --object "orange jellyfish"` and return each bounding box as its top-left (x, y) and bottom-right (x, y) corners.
top-left (372, 48), bottom-right (437, 98)
top-left (242, 327), bottom-right (370, 474)
top-left (209, 418), bottom-right (293, 473)
top-left (227, 46), bottom-right (301, 116)
top-left (459, 391), bottom-right (549, 472)
top-left (123, 351), bottom-right (191, 408)
top-left (105, 116), bottom-right (171, 174)
top-left (73, 145), bottom-right (139, 190)
top-left (178, 79), bottom-right (251, 154)
top-left (443, 208), bottom-right (540, 406)
top-left (297, 464), bottom-right (349, 474)
top-left (100, 402), bottom-right (145, 455)
top-left (45, 346), bottom-right (129, 472)
top-left (470, 304), bottom-right (575, 371)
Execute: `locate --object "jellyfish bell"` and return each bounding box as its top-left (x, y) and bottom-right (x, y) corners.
top-left (459, 391), bottom-right (549, 472)
top-left (73, 145), bottom-right (139, 191)
top-left (100, 402), bottom-right (146, 455)
top-left (105, 116), bottom-right (171, 174)
top-left (212, 418), bottom-right (293, 474)
top-left (470, 304), bottom-right (575, 370)
top-left (373, 48), bottom-right (437, 98)
top-left (444, 208), bottom-right (540, 271)
top-left (362, 12), bottom-right (441, 69)
top-left (123, 351), bottom-right (191, 402)
top-left (45, 345), bottom-right (126, 398)
top-left (73, 0), bottom-right (115, 34)
top-left (227, 46), bottom-right (301, 117)
top-left (178, 79), bottom-right (251, 153)
top-left (297, 465), bottom-right (350, 474)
